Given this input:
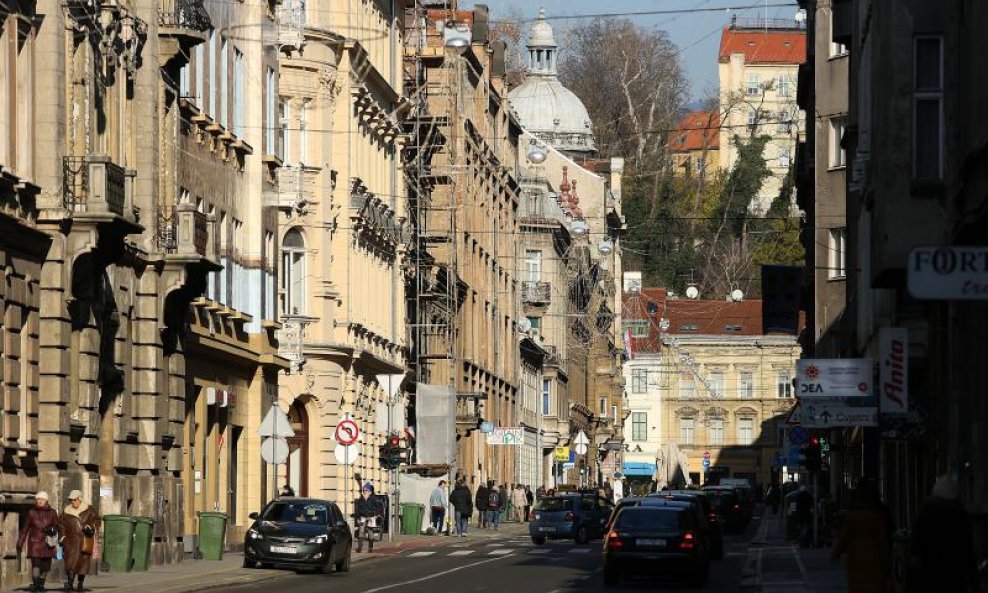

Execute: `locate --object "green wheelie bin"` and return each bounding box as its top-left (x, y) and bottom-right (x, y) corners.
top-left (130, 517), bottom-right (155, 571)
top-left (196, 512), bottom-right (228, 560)
top-left (102, 515), bottom-right (137, 572)
top-left (399, 503), bottom-right (425, 535)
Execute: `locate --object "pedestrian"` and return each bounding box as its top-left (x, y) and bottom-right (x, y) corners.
top-left (524, 486), bottom-right (534, 521)
top-left (475, 481), bottom-right (489, 528)
top-left (17, 491), bottom-right (59, 592)
top-left (354, 483), bottom-right (384, 553)
top-left (536, 485), bottom-right (546, 500)
top-left (497, 484), bottom-right (509, 527)
top-left (429, 480), bottom-right (448, 534)
top-left (511, 484), bottom-right (527, 522)
top-left (909, 476), bottom-right (979, 593)
top-left (58, 490), bottom-right (101, 592)
top-left (449, 479), bottom-right (473, 537)
top-left (279, 484), bottom-right (295, 497)
top-left (795, 486), bottom-right (814, 547)
top-left (485, 481), bottom-right (501, 530)
top-left (766, 483), bottom-right (782, 515)
top-left (830, 480), bottom-right (894, 593)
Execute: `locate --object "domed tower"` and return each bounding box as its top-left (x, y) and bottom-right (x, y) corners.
top-left (508, 8), bottom-right (597, 156)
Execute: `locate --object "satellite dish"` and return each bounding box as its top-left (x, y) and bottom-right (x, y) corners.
top-left (518, 318), bottom-right (533, 333)
top-left (685, 285), bottom-right (700, 299)
top-left (731, 289), bottom-right (744, 302)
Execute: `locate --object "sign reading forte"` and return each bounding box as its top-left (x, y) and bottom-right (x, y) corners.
top-left (487, 427), bottom-right (524, 446)
top-left (796, 359), bottom-right (872, 398)
top-left (908, 246), bottom-right (988, 300)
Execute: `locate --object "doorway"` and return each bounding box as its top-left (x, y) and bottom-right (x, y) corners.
top-left (286, 400), bottom-right (309, 496)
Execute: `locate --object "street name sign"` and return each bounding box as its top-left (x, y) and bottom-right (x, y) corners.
top-left (800, 401), bottom-right (878, 428)
top-left (796, 359), bottom-right (872, 398)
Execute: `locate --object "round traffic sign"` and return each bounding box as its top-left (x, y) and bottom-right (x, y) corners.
top-left (574, 443), bottom-right (588, 456)
top-left (261, 437), bottom-right (289, 464)
top-left (335, 419), bottom-right (359, 445)
top-left (334, 443), bottom-right (358, 465)
top-left (703, 451), bottom-right (711, 459)
top-left (788, 425), bottom-right (808, 446)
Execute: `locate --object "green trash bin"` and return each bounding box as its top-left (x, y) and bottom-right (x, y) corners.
top-left (130, 517), bottom-right (154, 571)
top-left (102, 515), bottom-right (137, 572)
top-left (399, 503), bottom-right (425, 535)
top-left (196, 512), bottom-right (228, 560)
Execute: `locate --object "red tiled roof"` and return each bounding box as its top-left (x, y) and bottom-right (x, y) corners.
top-left (718, 28), bottom-right (807, 64)
top-left (668, 111), bottom-right (720, 153)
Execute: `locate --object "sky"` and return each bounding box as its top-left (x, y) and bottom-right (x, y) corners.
top-left (465, 0), bottom-right (801, 104)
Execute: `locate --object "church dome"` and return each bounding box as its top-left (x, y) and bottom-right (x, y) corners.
top-left (508, 8), bottom-right (596, 154)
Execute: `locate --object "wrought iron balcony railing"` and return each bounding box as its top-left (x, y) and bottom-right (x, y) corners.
top-left (522, 281), bottom-right (551, 305)
top-left (158, 0), bottom-right (211, 30)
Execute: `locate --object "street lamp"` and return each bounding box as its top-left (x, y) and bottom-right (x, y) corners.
top-left (443, 21), bottom-right (471, 49)
top-left (527, 140), bottom-right (547, 164)
top-left (571, 219), bottom-right (589, 236)
top-left (597, 237), bottom-right (614, 255)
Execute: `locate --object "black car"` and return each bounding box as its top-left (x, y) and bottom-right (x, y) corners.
top-left (702, 486), bottom-right (750, 532)
top-left (654, 491), bottom-right (725, 560)
top-left (603, 505), bottom-right (710, 586)
top-left (243, 497), bottom-right (353, 573)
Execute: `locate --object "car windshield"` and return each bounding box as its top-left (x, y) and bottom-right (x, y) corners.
top-left (535, 497), bottom-right (573, 512)
top-left (614, 508), bottom-right (693, 531)
top-left (261, 502), bottom-right (331, 524)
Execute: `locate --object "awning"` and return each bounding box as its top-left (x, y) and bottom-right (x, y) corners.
top-left (621, 462), bottom-right (656, 477)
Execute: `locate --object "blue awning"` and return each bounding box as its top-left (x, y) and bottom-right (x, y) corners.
top-left (621, 462), bottom-right (656, 477)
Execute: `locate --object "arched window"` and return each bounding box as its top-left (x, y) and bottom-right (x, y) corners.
top-left (281, 228), bottom-right (305, 316)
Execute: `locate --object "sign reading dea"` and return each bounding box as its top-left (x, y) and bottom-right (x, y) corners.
top-left (908, 246), bottom-right (988, 300)
top-left (796, 359), bottom-right (872, 398)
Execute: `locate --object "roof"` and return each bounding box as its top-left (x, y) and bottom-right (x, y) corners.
top-left (668, 111), bottom-right (720, 154)
top-left (718, 27), bottom-right (807, 64)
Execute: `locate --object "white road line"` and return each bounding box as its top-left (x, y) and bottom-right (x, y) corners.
top-left (407, 551), bottom-right (436, 558)
top-left (356, 554), bottom-right (515, 593)
top-left (488, 549), bottom-right (514, 556)
top-left (448, 550), bottom-right (474, 556)
top-left (527, 549), bottom-right (551, 555)
top-left (568, 548), bottom-right (591, 554)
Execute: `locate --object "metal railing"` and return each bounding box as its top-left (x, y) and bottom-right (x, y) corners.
top-left (522, 281), bottom-right (551, 305)
top-left (158, 0), bottom-right (211, 30)
top-left (62, 155), bottom-right (127, 216)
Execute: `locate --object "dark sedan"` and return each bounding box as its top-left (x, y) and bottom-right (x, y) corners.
top-left (603, 505), bottom-right (710, 586)
top-left (243, 497), bottom-right (352, 574)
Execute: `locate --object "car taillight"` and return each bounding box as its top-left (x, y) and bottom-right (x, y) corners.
top-left (709, 513), bottom-right (718, 522)
top-left (679, 532), bottom-right (695, 550)
top-left (733, 504), bottom-right (740, 510)
top-left (606, 530), bottom-right (623, 548)
top-left (564, 511), bottom-right (575, 522)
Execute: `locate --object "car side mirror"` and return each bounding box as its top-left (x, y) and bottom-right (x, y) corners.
top-left (249, 512), bottom-right (259, 520)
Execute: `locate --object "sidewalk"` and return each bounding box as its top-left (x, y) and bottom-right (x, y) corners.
top-left (743, 509), bottom-right (847, 593)
top-left (1, 522), bottom-right (529, 593)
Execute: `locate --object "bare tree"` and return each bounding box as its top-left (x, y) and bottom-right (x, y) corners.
top-left (490, 5), bottom-right (527, 89)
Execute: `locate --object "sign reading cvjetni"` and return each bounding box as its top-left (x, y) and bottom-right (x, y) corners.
top-left (908, 246), bottom-right (988, 300)
top-left (796, 359), bottom-right (872, 398)
top-left (800, 401), bottom-right (878, 428)
top-left (486, 427), bottom-right (524, 446)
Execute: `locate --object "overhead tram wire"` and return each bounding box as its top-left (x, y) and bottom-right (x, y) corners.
top-left (501, 3), bottom-right (800, 23)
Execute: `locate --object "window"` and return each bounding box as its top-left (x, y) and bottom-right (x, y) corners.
top-left (746, 73), bottom-right (761, 96)
top-left (542, 379), bottom-right (551, 415)
top-left (777, 372), bottom-right (793, 398)
top-left (299, 102), bottom-right (308, 164)
top-left (280, 101), bottom-right (289, 162)
top-left (233, 49), bottom-right (245, 137)
top-left (524, 250), bottom-right (542, 282)
top-left (599, 397), bottom-right (608, 418)
top-left (265, 68), bottom-right (276, 155)
top-left (738, 372), bottom-right (754, 398)
top-left (829, 228), bottom-right (847, 279)
top-left (281, 228), bottom-right (306, 316)
top-left (208, 30), bottom-right (216, 115)
top-left (830, 118), bottom-right (846, 168)
top-left (914, 36), bottom-right (943, 181)
top-left (624, 320), bottom-right (649, 338)
top-left (632, 412), bottom-right (647, 442)
top-left (709, 371), bottom-right (725, 398)
top-left (179, 62), bottom-right (190, 98)
top-left (631, 368), bottom-right (647, 394)
top-left (195, 44), bottom-right (205, 106)
top-left (709, 419), bottom-right (724, 445)
top-left (679, 374), bottom-right (695, 398)
top-left (747, 109), bottom-right (758, 131)
top-left (777, 111), bottom-right (793, 134)
top-left (219, 38), bottom-right (228, 127)
top-left (526, 316), bottom-right (541, 336)
top-left (830, 13), bottom-right (848, 57)
top-left (738, 417), bottom-right (755, 445)
top-left (778, 147), bottom-right (791, 169)
top-left (777, 74), bottom-right (792, 97)
top-left (680, 417), bottom-right (695, 444)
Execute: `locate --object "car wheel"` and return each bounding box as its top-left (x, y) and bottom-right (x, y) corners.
top-left (335, 549), bottom-right (351, 573)
top-left (603, 561), bottom-right (620, 586)
top-left (243, 558), bottom-right (257, 569)
top-left (575, 525), bottom-right (590, 545)
top-left (531, 535), bottom-right (546, 545)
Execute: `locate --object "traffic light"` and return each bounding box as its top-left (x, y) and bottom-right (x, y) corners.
top-left (804, 436), bottom-right (822, 473)
top-left (379, 433), bottom-right (407, 470)
top-left (378, 444), bottom-right (393, 469)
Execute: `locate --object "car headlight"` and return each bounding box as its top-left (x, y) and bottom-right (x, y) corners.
top-left (248, 529), bottom-right (263, 540)
top-left (307, 534), bottom-right (328, 545)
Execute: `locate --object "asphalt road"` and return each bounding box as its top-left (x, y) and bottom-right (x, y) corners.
top-left (213, 522), bottom-right (757, 593)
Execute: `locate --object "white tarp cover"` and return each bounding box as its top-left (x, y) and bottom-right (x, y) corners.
top-left (398, 473), bottom-right (446, 534)
top-left (415, 383), bottom-right (456, 465)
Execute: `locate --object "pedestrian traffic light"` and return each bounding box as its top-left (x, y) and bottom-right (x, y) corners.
top-left (804, 437), bottom-right (822, 472)
top-left (378, 444), bottom-right (393, 469)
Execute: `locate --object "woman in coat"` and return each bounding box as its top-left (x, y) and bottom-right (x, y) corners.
top-left (59, 490), bottom-right (101, 591)
top-left (830, 480), bottom-right (894, 593)
top-left (448, 480), bottom-right (473, 537)
top-left (17, 491), bottom-right (59, 592)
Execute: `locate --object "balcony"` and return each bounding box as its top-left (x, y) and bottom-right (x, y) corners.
top-left (522, 281), bottom-right (551, 305)
top-left (158, 0), bottom-right (210, 68)
top-left (62, 155), bottom-right (133, 219)
top-left (278, 0), bottom-right (305, 48)
top-left (267, 164), bottom-right (316, 211)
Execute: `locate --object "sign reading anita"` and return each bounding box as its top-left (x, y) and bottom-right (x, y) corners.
top-left (879, 328), bottom-right (908, 414)
top-left (908, 246), bottom-right (988, 300)
top-left (486, 427), bottom-right (524, 446)
top-left (796, 359), bottom-right (872, 398)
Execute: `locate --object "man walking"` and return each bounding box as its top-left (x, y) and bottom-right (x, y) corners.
top-left (448, 479), bottom-right (473, 537)
top-left (512, 484), bottom-right (527, 522)
top-left (429, 480), bottom-right (448, 534)
top-left (485, 481), bottom-right (501, 530)
top-left (524, 486), bottom-right (534, 521)
top-left (475, 481), bottom-right (489, 528)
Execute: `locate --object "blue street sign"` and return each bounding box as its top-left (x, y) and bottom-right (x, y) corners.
top-left (787, 447), bottom-right (803, 466)
top-left (788, 425), bottom-right (808, 446)
top-left (702, 458), bottom-right (711, 469)
top-left (479, 422), bottom-right (495, 433)
top-left (568, 450), bottom-right (576, 463)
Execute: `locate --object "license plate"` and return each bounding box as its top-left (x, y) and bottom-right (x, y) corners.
top-left (270, 545), bottom-right (298, 554)
top-left (539, 526), bottom-right (556, 532)
top-left (637, 538), bottom-right (666, 546)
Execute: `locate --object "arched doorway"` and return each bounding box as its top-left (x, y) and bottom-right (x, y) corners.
top-left (286, 400), bottom-right (309, 496)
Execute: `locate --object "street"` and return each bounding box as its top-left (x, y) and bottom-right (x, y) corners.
top-left (210, 526), bottom-right (754, 593)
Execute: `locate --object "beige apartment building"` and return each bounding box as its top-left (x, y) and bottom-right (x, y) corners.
top-left (622, 285), bottom-right (800, 488)
top-left (718, 17), bottom-right (807, 212)
top-left (0, 0), bottom-right (286, 587)
top-left (274, 0), bottom-right (408, 508)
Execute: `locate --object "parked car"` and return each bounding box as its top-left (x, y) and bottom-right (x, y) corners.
top-left (603, 505), bottom-right (711, 586)
top-left (243, 497), bottom-right (352, 573)
top-left (659, 491), bottom-right (725, 560)
top-left (529, 493), bottom-right (614, 544)
top-left (702, 486), bottom-right (751, 531)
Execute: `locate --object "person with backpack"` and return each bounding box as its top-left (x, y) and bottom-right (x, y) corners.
top-left (475, 481), bottom-right (489, 528)
top-left (485, 481), bottom-right (501, 530)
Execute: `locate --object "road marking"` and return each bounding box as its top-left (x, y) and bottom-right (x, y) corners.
top-left (488, 549), bottom-right (513, 556)
top-left (569, 548), bottom-right (591, 554)
top-left (528, 549), bottom-right (550, 555)
top-left (356, 554), bottom-right (515, 593)
top-left (408, 551), bottom-right (435, 557)
top-left (448, 550), bottom-right (474, 556)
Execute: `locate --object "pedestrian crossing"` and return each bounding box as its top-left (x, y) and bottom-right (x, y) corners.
top-left (394, 538), bottom-right (601, 560)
